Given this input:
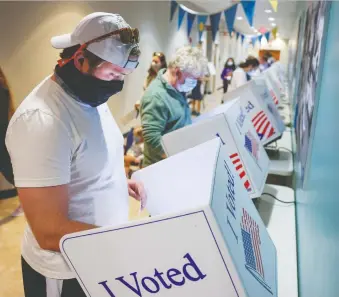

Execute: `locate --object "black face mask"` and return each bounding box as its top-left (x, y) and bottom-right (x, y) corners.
top-left (55, 62), bottom-right (124, 107)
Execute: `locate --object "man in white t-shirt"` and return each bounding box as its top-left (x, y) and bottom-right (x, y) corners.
top-left (6, 12), bottom-right (146, 297)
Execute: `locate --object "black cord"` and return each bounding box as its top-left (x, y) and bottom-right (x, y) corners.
top-left (261, 193), bottom-right (295, 204)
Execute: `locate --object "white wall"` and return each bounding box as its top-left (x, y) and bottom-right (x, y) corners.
top-left (0, 1), bottom-right (195, 126)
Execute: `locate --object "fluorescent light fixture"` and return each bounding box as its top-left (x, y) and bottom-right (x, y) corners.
top-left (268, 17), bottom-right (275, 21)
top-left (271, 23), bottom-right (277, 27)
top-left (237, 16), bottom-right (243, 20)
top-left (265, 9), bottom-right (272, 13)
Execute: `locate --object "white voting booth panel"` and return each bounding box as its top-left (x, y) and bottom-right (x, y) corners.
top-left (162, 100), bottom-right (269, 198)
top-left (256, 72), bottom-right (281, 106)
top-left (60, 139), bottom-right (277, 297)
top-left (222, 82), bottom-right (284, 146)
top-left (269, 63), bottom-right (285, 87)
top-left (266, 66), bottom-right (285, 95)
top-left (252, 79), bottom-right (286, 136)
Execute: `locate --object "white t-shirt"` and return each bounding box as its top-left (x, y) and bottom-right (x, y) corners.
top-left (5, 76), bottom-right (129, 279)
top-left (229, 67), bottom-right (248, 91)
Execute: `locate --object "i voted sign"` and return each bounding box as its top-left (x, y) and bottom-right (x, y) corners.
top-left (60, 139), bottom-right (277, 297)
top-left (61, 210), bottom-right (239, 297)
top-left (224, 81), bottom-right (284, 145)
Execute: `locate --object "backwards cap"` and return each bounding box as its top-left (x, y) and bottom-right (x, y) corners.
top-left (51, 12), bottom-right (139, 69)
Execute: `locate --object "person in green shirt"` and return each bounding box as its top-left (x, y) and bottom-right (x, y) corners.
top-left (140, 46), bottom-right (208, 167)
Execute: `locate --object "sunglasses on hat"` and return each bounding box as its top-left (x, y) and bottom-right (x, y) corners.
top-left (58, 27), bottom-right (140, 68)
top-left (92, 27), bottom-right (140, 45)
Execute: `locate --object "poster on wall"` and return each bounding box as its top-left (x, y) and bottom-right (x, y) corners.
top-left (295, 1), bottom-right (331, 183)
top-left (289, 11), bottom-right (306, 106)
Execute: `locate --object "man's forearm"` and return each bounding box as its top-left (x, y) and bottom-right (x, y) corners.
top-left (40, 219), bottom-right (97, 252)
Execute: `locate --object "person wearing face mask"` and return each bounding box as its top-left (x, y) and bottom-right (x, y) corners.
top-left (221, 58), bottom-right (236, 94)
top-left (140, 46), bottom-right (208, 167)
top-left (134, 52), bottom-right (167, 113)
top-left (259, 52), bottom-right (272, 72)
top-left (144, 52), bottom-right (167, 90)
top-left (228, 58), bottom-right (259, 92)
top-left (5, 13), bottom-right (147, 297)
top-left (246, 56), bottom-right (260, 79)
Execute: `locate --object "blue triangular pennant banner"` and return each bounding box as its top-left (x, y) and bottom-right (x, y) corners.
top-left (197, 15), bottom-right (208, 41)
top-left (170, 1), bottom-right (178, 21)
top-left (224, 4), bottom-right (238, 34)
top-left (258, 34), bottom-right (263, 43)
top-left (241, 34), bottom-right (245, 44)
top-left (210, 12), bottom-right (222, 42)
top-left (241, 0), bottom-right (256, 27)
top-left (178, 6), bottom-right (186, 29)
top-left (236, 32), bottom-right (240, 40)
top-left (265, 31), bottom-right (271, 41)
top-left (187, 12), bottom-right (196, 37)
top-left (251, 36), bottom-right (257, 45)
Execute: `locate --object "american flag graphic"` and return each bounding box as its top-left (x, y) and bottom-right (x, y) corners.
top-left (270, 90), bottom-right (279, 105)
top-left (229, 153), bottom-right (252, 193)
top-left (252, 110), bottom-right (275, 141)
top-left (241, 208), bottom-right (264, 278)
top-left (244, 132), bottom-right (259, 161)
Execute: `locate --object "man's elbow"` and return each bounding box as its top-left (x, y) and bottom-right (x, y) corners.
top-left (35, 232), bottom-right (61, 252)
top-left (142, 130), bottom-right (161, 147)
top-left (32, 223), bottom-right (65, 252)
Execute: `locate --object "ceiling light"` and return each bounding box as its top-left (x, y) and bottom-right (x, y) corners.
top-left (268, 17), bottom-right (275, 21)
top-left (271, 23), bottom-right (277, 27)
top-left (237, 16), bottom-right (243, 20)
top-left (265, 9), bottom-right (272, 13)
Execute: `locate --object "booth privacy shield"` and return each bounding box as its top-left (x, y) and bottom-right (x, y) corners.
top-left (222, 80), bottom-right (285, 146)
top-left (60, 139), bottom-right (277, 297)
top-left (162, 99), bottom-right (269, 199)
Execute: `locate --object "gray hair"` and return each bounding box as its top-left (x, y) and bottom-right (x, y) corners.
top-left (168, 46), bottom-right (208, 77)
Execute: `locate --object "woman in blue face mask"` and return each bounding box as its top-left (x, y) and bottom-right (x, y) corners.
top-left (221, 58), bottom-right (236, 94)
top-left (140, 46), bottom-right (208, 167)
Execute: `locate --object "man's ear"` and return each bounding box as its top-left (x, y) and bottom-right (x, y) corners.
top-left (73, 51), bottom-right (85, 71)
top-left (175, 67), bottom-right (183, 80)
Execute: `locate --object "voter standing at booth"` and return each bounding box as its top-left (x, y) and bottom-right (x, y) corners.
top-left (5, 12), bottom-right (146, 297)
top-left (228, 58), bottom-right (259, 92)
top-left (259, 52), bottom-right (272, 71)
top-left (140, 46), bottom-right (208, 167)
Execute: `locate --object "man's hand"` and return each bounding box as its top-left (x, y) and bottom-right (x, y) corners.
top-left (128, 180), bottom-right (147, 210)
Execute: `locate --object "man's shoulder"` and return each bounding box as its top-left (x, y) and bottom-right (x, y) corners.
top-left (8, 77), bottom-right (76, 137)
top-left (14, 77), bottom-right (77, 124)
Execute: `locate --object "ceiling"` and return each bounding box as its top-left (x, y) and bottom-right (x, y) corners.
top-left (177, 1), bottom-right (300, 39)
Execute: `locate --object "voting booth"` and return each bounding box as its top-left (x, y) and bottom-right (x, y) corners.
top-left (256, 72), bottom-right (282, 106)
top-left (221, 81), bottom-right (285, 146)
top-left (162, 99), bottom-right (269, 198)
top-left (252, 79), bottom-right (286, 134)
top-left (60, 139), bottom-right (277, 297)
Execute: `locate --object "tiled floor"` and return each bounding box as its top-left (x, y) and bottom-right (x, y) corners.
top-left (0, 197), bottom-right (25, 297)
top-left (0, 196), bottom-right (149, 297)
